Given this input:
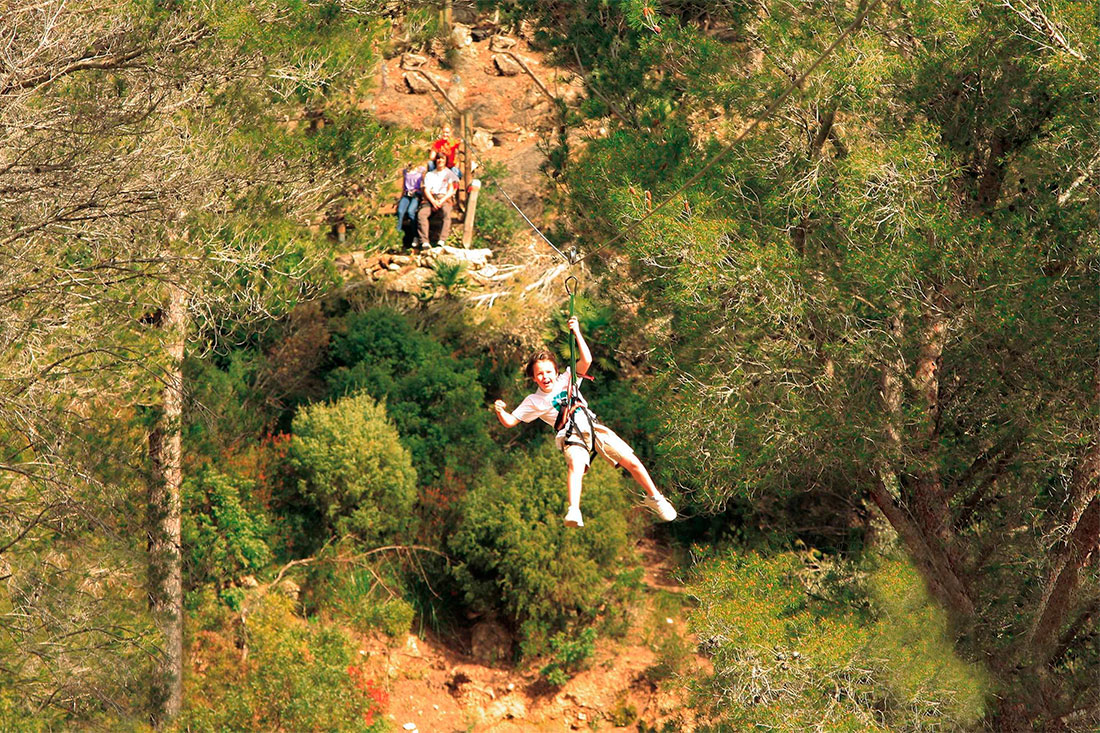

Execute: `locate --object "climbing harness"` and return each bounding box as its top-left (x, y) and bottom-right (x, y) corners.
top-left (555, 275), bottom-right (599, 460)
top-left (554, 275), bottom-right (600, 461)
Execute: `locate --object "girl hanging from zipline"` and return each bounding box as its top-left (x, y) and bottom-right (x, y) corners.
top-left (493, 278), bottom-right (676, 528)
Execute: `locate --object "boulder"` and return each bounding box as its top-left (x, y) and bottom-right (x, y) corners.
top-left (403, 72), bottom-right (433, 94)
top-left (400, 52), bottom-right (428, 69)
top-left (471, 128), bottom-right (495, 151)
top-left (469, 618), bottom-right (513, 665)
top-left (437, 245), bottom-right (492, 267)
top-left (492, 53), bottom-right (522, 76)
top-left (489, 35), bottom-right (517, 52)
top-left (277, 578), bottom-right (300, 601)
top-left (484, 698), bottom-right (527, 722)
top-left (384, 266), bottom-right (434, 294)
top-left (451, 24), bottom-right (473, 47)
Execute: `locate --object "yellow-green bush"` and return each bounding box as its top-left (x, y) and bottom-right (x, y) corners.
top-left (288, 392), bottom-right (418, 545)
top-left (688, 550), bottom-right (987, 732)
top-left (183, 593), bottom-right (388, 732)
top-left (307, 563), bottom-right (417, 637)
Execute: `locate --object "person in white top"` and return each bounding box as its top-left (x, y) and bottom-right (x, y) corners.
top-left (493, 316), bottom-right (677, 528)
top-left (416, 164), bottom-right (458, 247)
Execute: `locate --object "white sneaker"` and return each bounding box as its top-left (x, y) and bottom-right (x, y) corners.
top-left (563, 505), bottom-right (584, 528)
top-left (644, 493), bottom-right (677, 522)
top-left (436, 240), bottom-right (445, 247)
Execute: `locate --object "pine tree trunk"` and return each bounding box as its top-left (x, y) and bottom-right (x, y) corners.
top-left (147, 282), bottom-right (186, 725)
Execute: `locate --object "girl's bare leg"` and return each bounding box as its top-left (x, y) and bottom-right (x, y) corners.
top-left (566, 450), bottom-right (585, 508)
top-left (619, 454), bottom-right (660, 499)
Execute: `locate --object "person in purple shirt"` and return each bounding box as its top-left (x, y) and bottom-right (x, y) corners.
top-left (397, 164), bottom-right (426, 242)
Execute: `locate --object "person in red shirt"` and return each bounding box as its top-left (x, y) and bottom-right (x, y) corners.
top-left (429, 124), bottom-right (462, 177)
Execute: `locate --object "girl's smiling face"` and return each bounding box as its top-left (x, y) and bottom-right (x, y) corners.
top-left (530, 359), bottom-right (558, 393)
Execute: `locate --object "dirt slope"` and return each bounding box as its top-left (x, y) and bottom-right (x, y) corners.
top-left (356, 539), bottom-right (707, 732)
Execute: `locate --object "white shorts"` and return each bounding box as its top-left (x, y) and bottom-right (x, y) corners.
top-left (555, 413), bottom-right (634, 471)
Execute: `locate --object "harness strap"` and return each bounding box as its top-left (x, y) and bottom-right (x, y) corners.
top-left (560, 403), bottom-right (600, 460)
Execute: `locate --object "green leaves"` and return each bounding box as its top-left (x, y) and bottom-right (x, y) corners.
top-left (289, 392), bottom-right (418, 545)
top-left (448, 442), bottom-right (634, 655)
top-left (183, 466), bottom-right (273, 590)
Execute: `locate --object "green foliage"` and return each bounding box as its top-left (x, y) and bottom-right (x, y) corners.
top-left (472, 192), bottom-right (522, 248)
top-left (448, 442), bottom-right (636, 655)
top-left (539, 627), bottom-right (597, 686)
top-left (402, 4), bottom-right (446, 49)
top-left (289, 392), bottom-right (418, 544)
top-left (688, 550), bottom-right (987, 732)
top-left (183, 352), bottom-right (269, 461)
top-left (326, 307), bottom-right (496, 488)
top-left (183, 593), bottom-right (387, 732)
top-left (427, 257), bottom-right (470, 298)
top-left (305, 560), bottom-right (416, 637)
top-left (542, 1), bottom-right (1098, 724)
top-left (357, 597), bottom-right (416, 637)
top-left (609, 695), bottom-right (638, 727)
top-left (0, 525), bottom-right (155, 728)
top-left (182, 466), bottom-right (273, 591)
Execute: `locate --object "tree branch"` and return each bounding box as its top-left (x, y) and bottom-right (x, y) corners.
top-left (1028, 487), bottom-right (1100, 656)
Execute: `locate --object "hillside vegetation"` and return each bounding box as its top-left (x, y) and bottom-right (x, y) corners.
top-left (1, 1), bottom-right (1096, 732)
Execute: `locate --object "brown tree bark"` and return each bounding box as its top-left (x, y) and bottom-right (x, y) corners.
top-left (1028, 442), bottom-right (1100, 657)
top-left (147, 281), bottom-right (186, 725)
top-left (875, 305), bottom-right (974, 619)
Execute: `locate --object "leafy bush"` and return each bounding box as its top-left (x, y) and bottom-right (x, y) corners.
top-left (288, 392), bottom-right (418, 545)
top-left (183, 466), bottom-right (273, 594)
top-left (539, 627), bottom-right (597, 686)
top-left (183, 351), bottom-right (269, 460)
top-left (326, 307), bottom-right (495, 489)
top-left (448, 441), bottom-right (636, 655)
top-left (688, 550), bottom-right (988, 732)
top-left (471, 192), bottom-right (521, 247)
top-left (183, 593), bottom-right (387, 732)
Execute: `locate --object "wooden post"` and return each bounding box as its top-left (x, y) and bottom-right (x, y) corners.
top-left (441, 0), bottom-right (452, 34)
top-left (462, 179), bottom-right (482, 249)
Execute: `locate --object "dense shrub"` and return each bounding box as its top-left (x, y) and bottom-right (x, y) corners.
top-left (288, 392), bottom-right (418, 545)
top-left (183, 351), bottom-right (269, 460)
top-left (327, 307), bottom-right (495, 489)
top-left (471, 192), bottom-right (521, 247)
top-left (182, 466), bottom-right (273, 598)
top-left (448, 441), bottom-right (636, 656)
top-left (183, 593), bottom-right (387, 732)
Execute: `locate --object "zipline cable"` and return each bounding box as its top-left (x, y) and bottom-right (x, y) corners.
top-left (493, 181), bottom-right (575, 263)
top-left (565, 274), bottom-right (578, 399)
top-left (416, 0), bottom-right (884, 271)
top-left (570, 0), bottom-right (885, 265)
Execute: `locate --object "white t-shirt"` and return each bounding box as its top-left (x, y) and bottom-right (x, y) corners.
top-left (424, 167), bottom-right (457, 201)
top-left (511, 368), bottom-right (588, 427)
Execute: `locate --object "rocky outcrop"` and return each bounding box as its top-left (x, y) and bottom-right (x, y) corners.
top-left (334, 246), bottom-right (498, 295)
